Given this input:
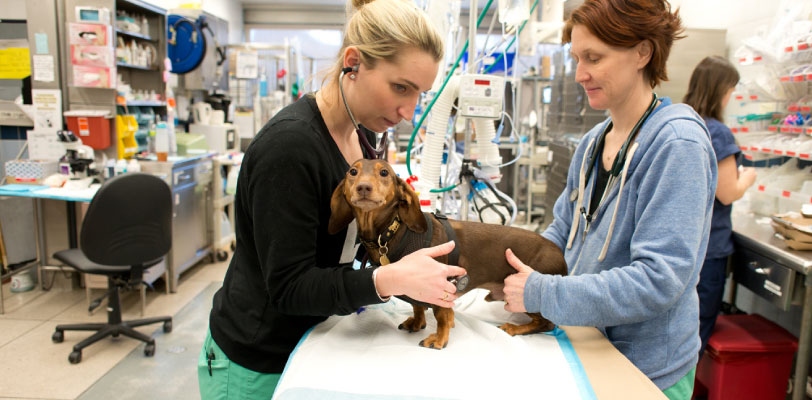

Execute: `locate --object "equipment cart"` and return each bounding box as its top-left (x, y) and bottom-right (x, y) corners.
top-left (212, 155), bottom-right (238, 261)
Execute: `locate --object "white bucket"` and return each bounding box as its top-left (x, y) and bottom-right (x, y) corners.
top-left (10, 270), bottom-right (35, 293)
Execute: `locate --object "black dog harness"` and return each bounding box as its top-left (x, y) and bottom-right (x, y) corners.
top-left (360, 212), bottom-right (467, 295)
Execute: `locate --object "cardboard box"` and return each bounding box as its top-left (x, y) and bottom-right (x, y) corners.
top-left (771, 213), bottom-right (812, 250)
top-left (4, 160), bottom-right (58, 184)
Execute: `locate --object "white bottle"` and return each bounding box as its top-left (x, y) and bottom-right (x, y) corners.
top-left (127, 159), bottom-right (141, 173)
top-left (115, 159), bottom-right (128, 175)
top-left (155, 122), bottom-right (169, 161)
top-left (141, 15), bottom-right (149, 37)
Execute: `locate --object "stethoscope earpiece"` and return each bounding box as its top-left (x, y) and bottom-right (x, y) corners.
top-left (341, 65), bottom-right (359, 74)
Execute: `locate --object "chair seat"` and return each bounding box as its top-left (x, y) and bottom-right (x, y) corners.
top-left (53, 248), bottom-right (162, 276)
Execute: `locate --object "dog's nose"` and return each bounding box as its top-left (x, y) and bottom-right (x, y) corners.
top-left (355, 182), bottom-right (373, 196)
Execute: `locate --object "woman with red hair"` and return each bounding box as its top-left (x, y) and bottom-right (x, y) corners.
top-left (503, 1), bottom-right (716, 398)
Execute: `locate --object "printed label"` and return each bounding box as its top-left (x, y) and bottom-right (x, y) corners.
top-left (764, 280), bottom-right (783, 297)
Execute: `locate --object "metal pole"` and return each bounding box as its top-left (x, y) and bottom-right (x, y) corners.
top-left (459, 0), bottom-right (478, 222)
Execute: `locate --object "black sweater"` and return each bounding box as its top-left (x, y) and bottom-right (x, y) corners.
top-left (209, 95), bottom-right (383, 373)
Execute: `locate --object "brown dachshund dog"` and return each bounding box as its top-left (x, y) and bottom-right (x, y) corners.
top-left (328, 159), bottom-right (567, 349)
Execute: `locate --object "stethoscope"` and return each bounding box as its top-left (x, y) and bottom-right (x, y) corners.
top-left (338, 65), bottom-right (388, 160)
top-left (576, 92), bottom-right (659, 225)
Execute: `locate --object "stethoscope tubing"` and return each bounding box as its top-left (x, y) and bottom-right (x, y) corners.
top-left (580, 92), bottom-right (658, 222)
top-left (338, 69), bottom-right (387, 160)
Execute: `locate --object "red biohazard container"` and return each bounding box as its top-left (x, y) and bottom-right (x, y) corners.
top-left (695, 314), bottom-right (797, 400)
top-left (64, 110), bottom-right (113, 150)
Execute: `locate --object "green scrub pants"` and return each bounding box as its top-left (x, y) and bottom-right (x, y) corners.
top-left (198, 329), bottom-right (281, 400)
top-left (662, 366), bottom-right (695, 400)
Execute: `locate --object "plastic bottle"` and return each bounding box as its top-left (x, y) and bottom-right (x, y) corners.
top-left (127, 158), bottom-right (141, 173)
top-left (166, 87), bottom-right (177, 155)
top-left (141, 15), bottom-right (149, 37)
top-left (155, 121), bottom-right (169, 161)
top-left (115, 159), bottom-right (128, 175)
top-left (104, 159), bottom-right (116, 178)
top-left (259, 68), bottom-right (268, 97)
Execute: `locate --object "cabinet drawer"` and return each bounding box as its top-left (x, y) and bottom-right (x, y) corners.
top-left (733, 246), bottom-right (801, 311)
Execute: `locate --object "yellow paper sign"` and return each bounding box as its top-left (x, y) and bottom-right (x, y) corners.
top-left (0, 47), bottom-right (31, 79)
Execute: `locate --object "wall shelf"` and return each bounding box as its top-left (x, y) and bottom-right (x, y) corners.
top-left (126, 100), bottom-right (166, 107)
top-left (116, 62), bottom-right (157, 71)
top-left (115, 28), bottom-right (155, 42)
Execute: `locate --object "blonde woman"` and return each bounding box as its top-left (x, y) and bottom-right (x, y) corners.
top-left (198, 1), bottom-right (465, 397)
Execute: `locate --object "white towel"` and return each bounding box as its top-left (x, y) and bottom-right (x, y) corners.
top-left (273, 289), bottom-right (594, 400)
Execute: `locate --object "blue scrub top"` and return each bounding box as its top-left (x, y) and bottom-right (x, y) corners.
top-left (704, 117), bottom-right (742, 259)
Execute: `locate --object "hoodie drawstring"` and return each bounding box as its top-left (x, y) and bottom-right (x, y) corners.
top-left (597, 142), bottom-right (639, 261)
top-left (567, 137), bottom-right (594, 250)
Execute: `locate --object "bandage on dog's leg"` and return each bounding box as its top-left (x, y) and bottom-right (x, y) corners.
top-left (419, 307), bottom-right (454, 349)
top-left (398, 304), bottom-right (427, 332)
top-left (499, 313), bottom-right (555, 336)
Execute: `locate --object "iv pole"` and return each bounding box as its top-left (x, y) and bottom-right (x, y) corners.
top-left (459, 0), bottom-right (478, 222)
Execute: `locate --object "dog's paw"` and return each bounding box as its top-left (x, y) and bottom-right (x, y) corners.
top-left (398, 317), bottom-right (427, 332)
top-left (419, 335), bottom-right (447, 350)
top-left (498, 323), bottom-right (522, 336)
top-left (499, 320), bottom-right (554, 336)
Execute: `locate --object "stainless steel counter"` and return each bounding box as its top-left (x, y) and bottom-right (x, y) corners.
top-left (732, 212), bottom-right (812, 400)
top-left (732, 212), bottom-right (812, 275)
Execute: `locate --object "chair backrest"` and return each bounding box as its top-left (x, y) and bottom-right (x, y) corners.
top-left (80, 172), bottom-right (172, 266)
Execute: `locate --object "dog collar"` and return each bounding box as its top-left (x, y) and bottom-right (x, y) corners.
top-left (359, 216), bottom-right (401, 265)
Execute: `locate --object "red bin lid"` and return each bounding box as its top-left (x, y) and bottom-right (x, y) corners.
top-left (707, 314), bottom-right (798, 354)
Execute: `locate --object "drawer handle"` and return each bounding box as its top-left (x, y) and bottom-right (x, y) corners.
top-left (748, 261), bottom-right (771, 275)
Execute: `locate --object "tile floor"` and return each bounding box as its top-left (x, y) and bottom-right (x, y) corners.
top-left (0, 255), bottom-right (229, 400)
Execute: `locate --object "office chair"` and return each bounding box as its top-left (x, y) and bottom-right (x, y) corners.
top-left (50, 173), bottom-right (173, 364)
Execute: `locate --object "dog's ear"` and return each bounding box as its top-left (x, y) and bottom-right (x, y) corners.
top-left (328, 178), bottom-right (354, 234)
top-left (397, 176), bottom-right (427, 233)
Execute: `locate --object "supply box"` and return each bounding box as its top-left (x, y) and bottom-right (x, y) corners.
top-left (64, 110), bottom-right (114, 150)
top-left (696, 313), bottom-right (797, 400)
top-left (4, 160), bottom-right (58, 184)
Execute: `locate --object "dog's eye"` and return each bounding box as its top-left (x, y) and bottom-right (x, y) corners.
top-left (379, 169), bottom-right (389, 177)
top-left (349, 168), bottom-right (358, 176)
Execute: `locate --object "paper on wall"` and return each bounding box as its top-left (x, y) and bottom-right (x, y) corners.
top-left (33, 55), bottom-right (54, 82)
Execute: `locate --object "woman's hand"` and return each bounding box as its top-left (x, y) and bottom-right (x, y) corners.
top-left (739, 166), bottom-right (756, 189)
top-left (376, 241), bottom-right (466, 308)
top-left (503, 248), bottom-right (534, 313)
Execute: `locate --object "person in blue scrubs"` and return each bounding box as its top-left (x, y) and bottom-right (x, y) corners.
top-left (684, 56), bottom-right (757, 357)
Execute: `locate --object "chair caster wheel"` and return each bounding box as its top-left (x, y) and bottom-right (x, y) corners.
top-left (231, 241), bottom-right (236, 251)
top-left (144, 343), bottom-right (155, 357)
top-left (52, 330), bottom-right (64, 343)
top-left (216, 250), bottom-right (228, 262)
top-left (69, 351), bottom-right (82, 364)
top-left (163, 320), bottom-right (172, 333)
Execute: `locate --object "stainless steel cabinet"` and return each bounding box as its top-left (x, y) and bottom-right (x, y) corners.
top-left (141, 155), bottom-right (213, 292)
top-left (733, 243), bottom-right (803, 311)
